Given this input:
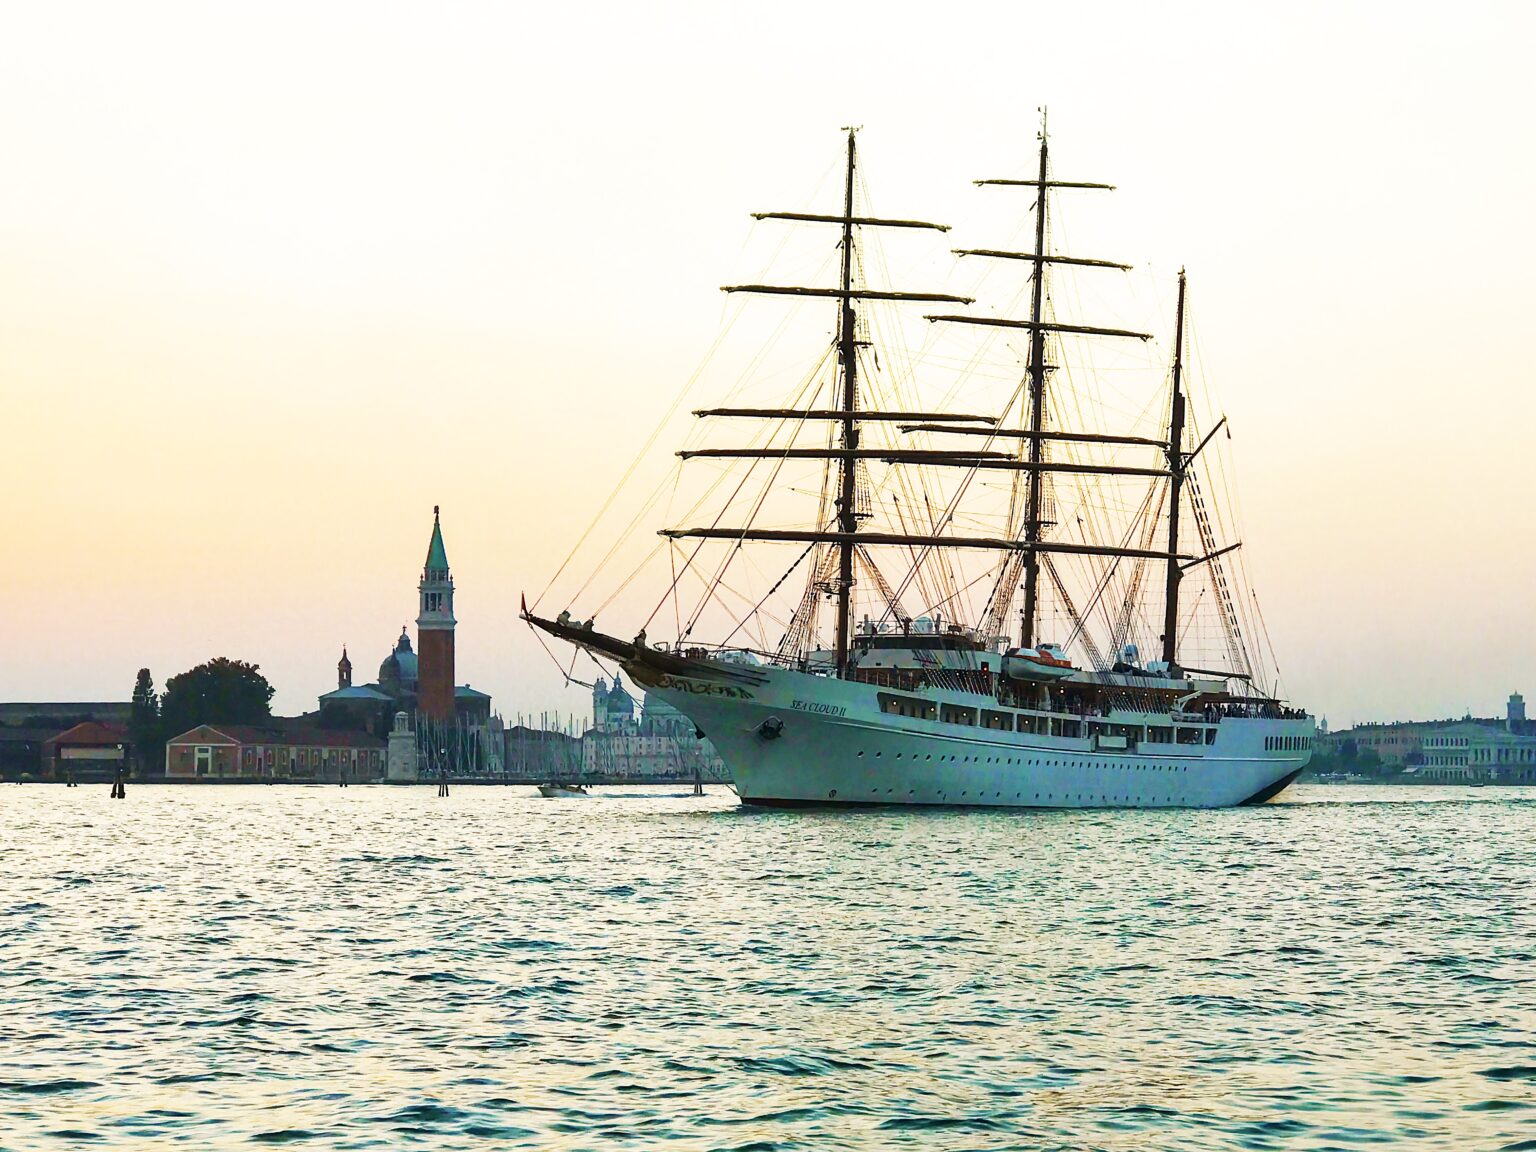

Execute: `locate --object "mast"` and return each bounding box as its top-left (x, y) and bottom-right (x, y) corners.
top-left (929, 117), bottom-right (1140, 652)
top-left (834, 128), bottom-right (859, 678)
top-left (1161, 269), bottom-right (1188, 670)
top-left (700, 130), bottom-right (965, 675)
top-left (1018, 128), bottom-right (1052, 650)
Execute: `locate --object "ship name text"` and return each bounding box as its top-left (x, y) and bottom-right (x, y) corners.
top-left (791, 700), bottom-right (847, 717)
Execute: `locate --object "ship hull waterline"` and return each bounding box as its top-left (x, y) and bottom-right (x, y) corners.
top-left (625, 659), bottom-right (1311, 811)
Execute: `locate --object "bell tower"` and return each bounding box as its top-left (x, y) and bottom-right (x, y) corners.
top-left (337, 647), bottom-right (352, 690)
top-left (416, 506), bottom-right (457, 721)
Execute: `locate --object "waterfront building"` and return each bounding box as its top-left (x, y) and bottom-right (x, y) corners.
top-left (44, 721), bottom-right (131, 782)
top-left (1411, 722), bottom-right (1536, 783)
top-left (164, 724), bottom-right (385, 782)
top-left (0, 704), bottom-right (134, 780)
top-left (1323, 692), bottom-right (1536, 781)
top-left (580, 675), bottom-right (727, 781)
top-left (1319, 720), bottom-right (1440, 766)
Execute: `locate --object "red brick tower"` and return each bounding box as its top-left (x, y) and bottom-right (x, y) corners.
top-left (416, 506), bottom-right (456, 721)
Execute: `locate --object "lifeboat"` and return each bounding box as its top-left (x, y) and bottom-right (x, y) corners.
top-left (1003, 643), bottom-right (1078, 682)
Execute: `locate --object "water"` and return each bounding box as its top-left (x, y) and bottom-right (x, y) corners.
top-left (2, 784), bottom-right (1534, 1151)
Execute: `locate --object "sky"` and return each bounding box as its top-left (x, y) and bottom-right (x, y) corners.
top-left (0, 1), bottom-right (1531, 728)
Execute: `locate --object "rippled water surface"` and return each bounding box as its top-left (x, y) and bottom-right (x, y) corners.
top-left (3, 783), bottom-right (1535, 1150)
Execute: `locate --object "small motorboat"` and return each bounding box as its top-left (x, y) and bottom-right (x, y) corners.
top-left (537, 782), bottom-right (591, 798)
top-left (1002, 643), bottom-right (1078, 682)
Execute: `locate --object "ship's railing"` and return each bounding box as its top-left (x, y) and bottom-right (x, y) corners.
top-left (656, 641), bottom-right (818, 672)
top-left (849, 667), bottom-right (995, 695)
top-left (652, 641), bottom-right (1308, 723)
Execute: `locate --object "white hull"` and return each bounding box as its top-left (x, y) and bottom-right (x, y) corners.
top-left (536, 783), bottom-right (590, 798)
top-left (633, 663), bottom-right (1311, 810)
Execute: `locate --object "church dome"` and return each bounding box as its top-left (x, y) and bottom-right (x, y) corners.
top-left (606, 675), bottom-right (635, 720)
top-left (380, 628), bottom-right (419, 688)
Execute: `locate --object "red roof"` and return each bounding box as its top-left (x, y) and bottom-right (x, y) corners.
top-left (166, 723), bottom-right (384, 749)
top-left (48, 721), bottom-right (130, 747)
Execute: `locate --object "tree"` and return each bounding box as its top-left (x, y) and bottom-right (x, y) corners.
top-left (129, 668), bottom-right (161, 774)
top-left (160, 658), bottom-right (276, 738)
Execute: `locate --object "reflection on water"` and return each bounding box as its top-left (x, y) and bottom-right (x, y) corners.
top-left (1, 783), bottom-right (1534, 1150)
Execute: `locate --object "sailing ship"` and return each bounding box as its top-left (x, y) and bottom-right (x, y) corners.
top-left (525, 123), bottom-right (1313, 809)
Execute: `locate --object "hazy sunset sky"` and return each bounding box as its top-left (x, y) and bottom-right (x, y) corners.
top-left (1, 1), bottom-right (1531, 727)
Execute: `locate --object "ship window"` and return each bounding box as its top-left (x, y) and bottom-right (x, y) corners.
top-left (982, 709), bottom-right (1013, 731)
top-left (877, 692), bottom-right (936, 721)
top-left (940, 703), bottom-right (977, 727)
